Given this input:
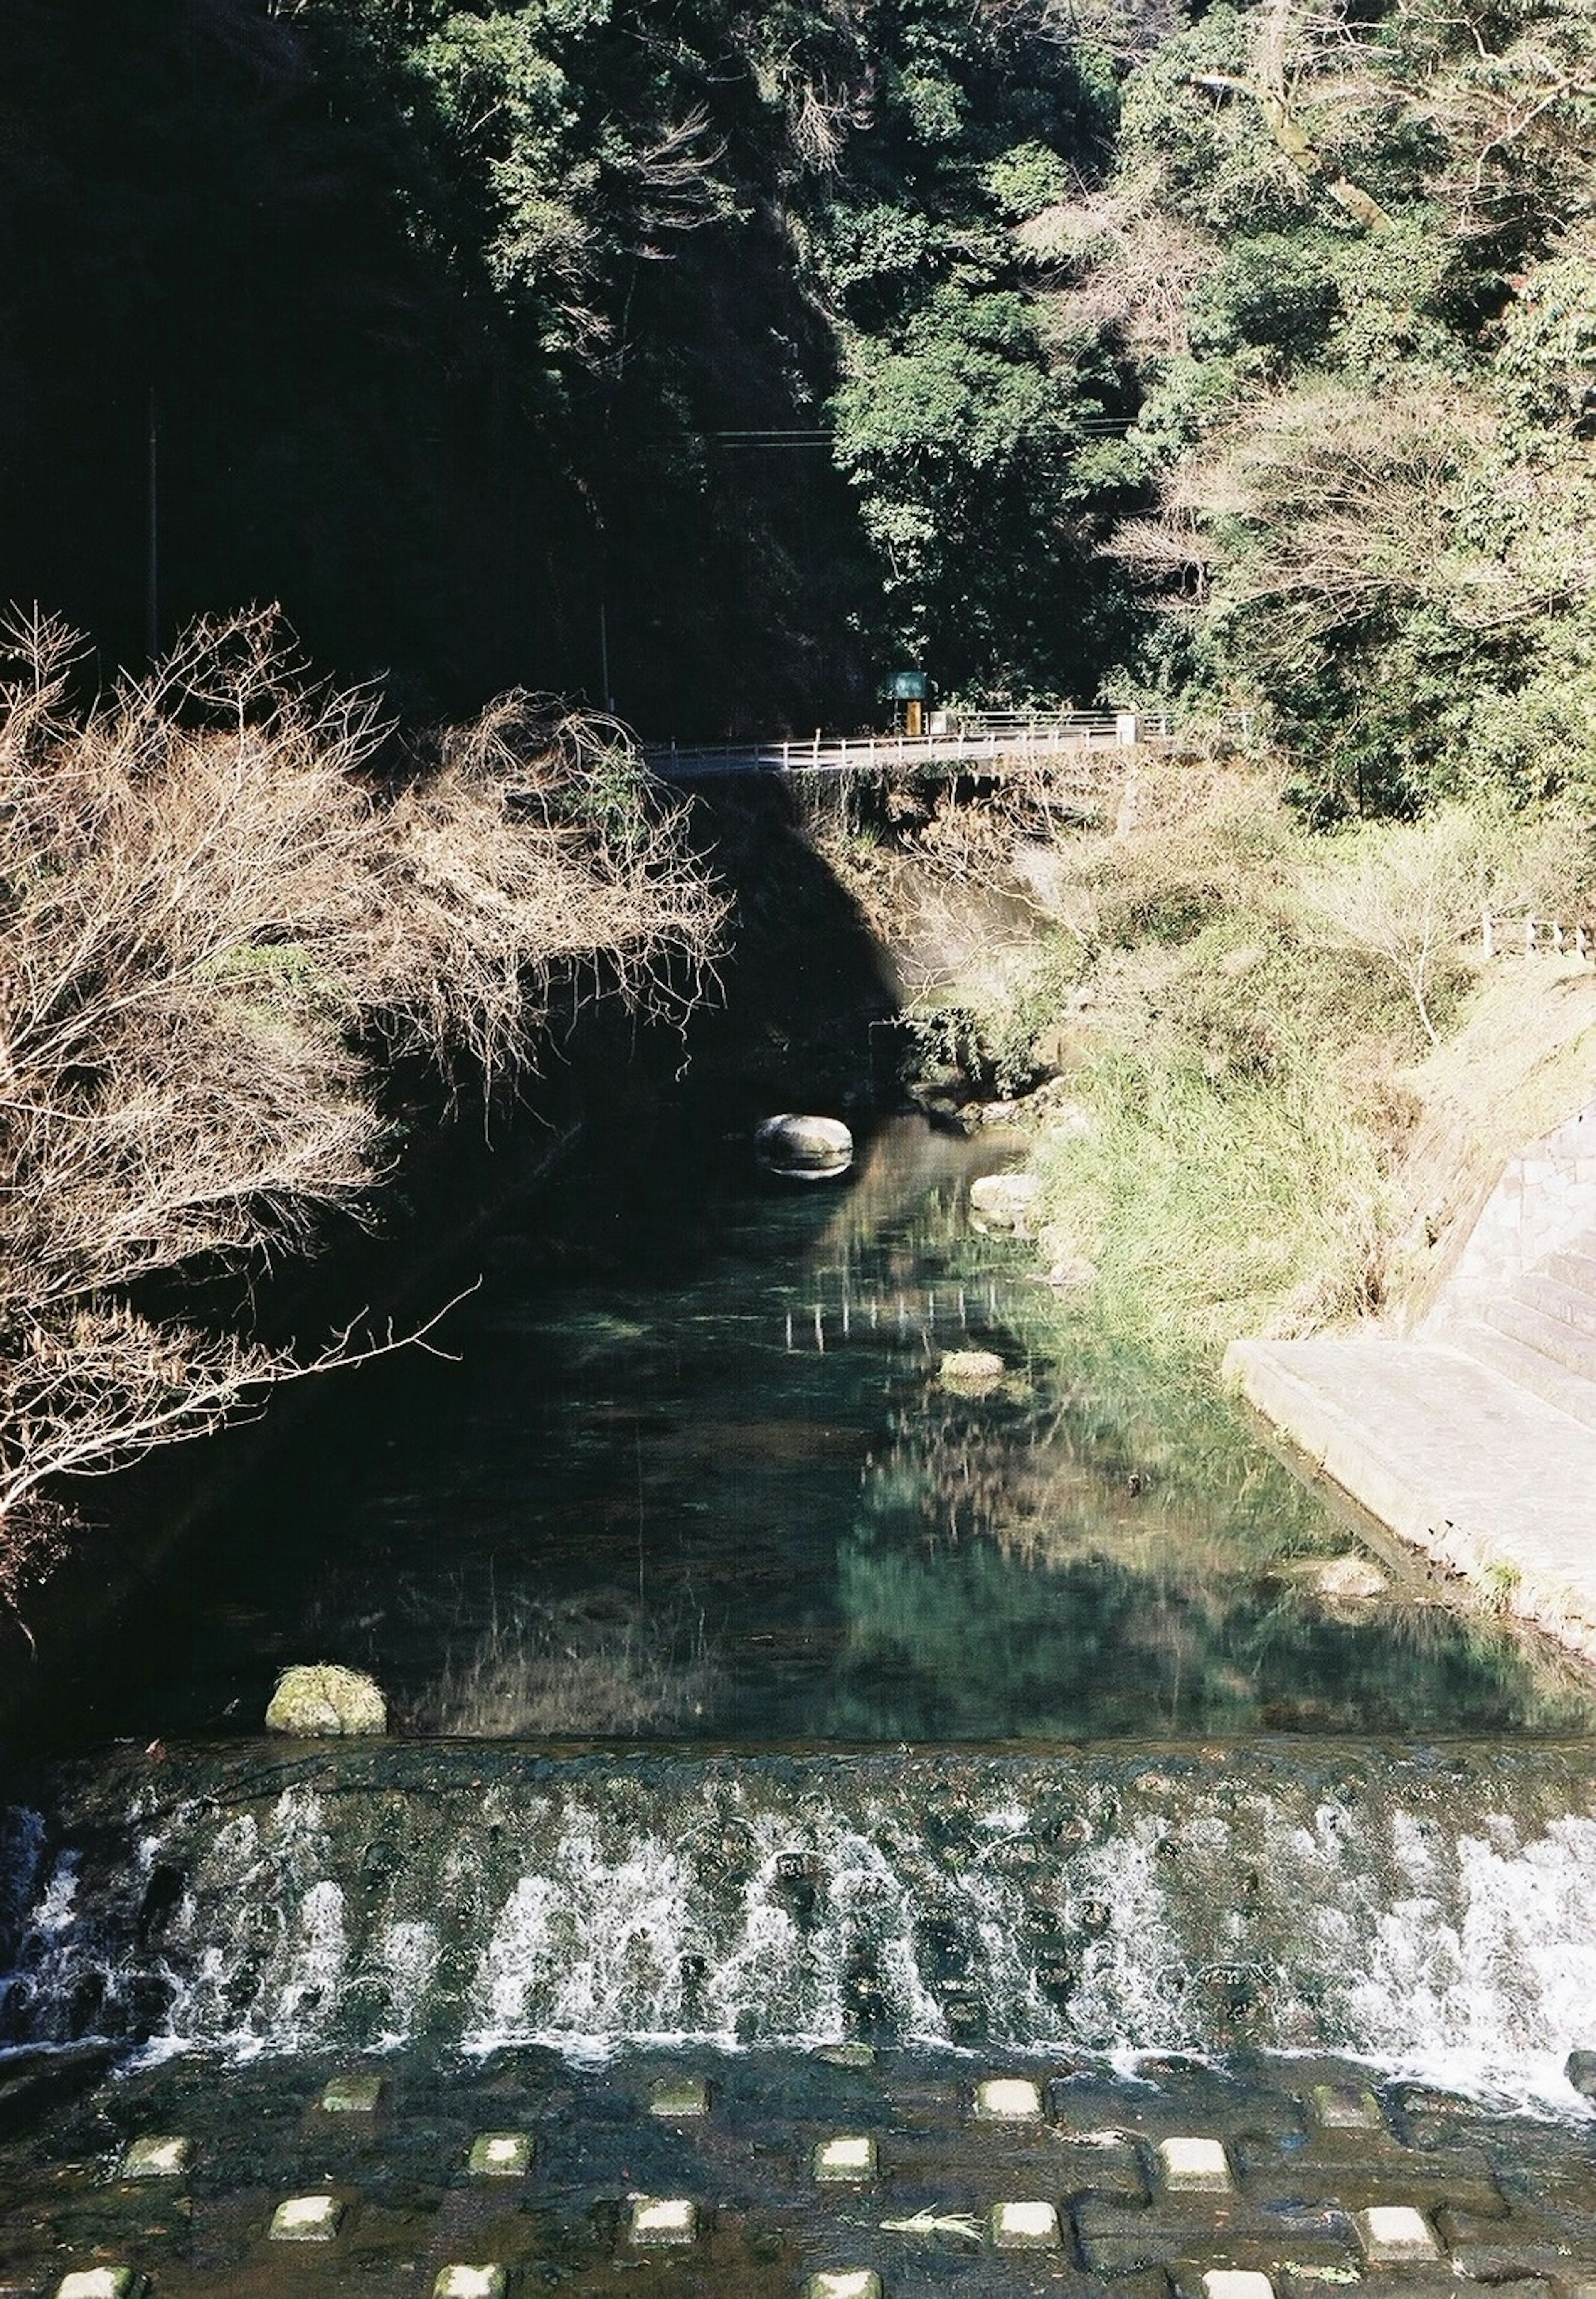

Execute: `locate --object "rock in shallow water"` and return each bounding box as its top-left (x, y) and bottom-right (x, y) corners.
top-left (1316, 1556), bottom-right (1389, 1603)
top-left (937, 1349), bottom-right (1006, 1398)
top-left (265, 1663), bottom-right (387, 1736)
top-left (754, 1114), bottom-right (852, 1179)
top-left (968, 1170), bottom-right (1041, 1234)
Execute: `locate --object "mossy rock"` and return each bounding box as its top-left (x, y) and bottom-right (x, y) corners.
top-left (938, 1349), bottom-right (1007, 1397)
top-left (265, 1663), bottom-right (387, 1737)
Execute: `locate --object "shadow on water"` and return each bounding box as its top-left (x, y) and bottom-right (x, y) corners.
top-left (12, 1097), bottom-right (1587, 1753)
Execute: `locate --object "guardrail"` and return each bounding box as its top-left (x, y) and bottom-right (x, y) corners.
top-left (1481, 911), bottom-right (1596, 961)
top-left (644, 713), bottom-right (1171, 780)
top-left (643, 707), bottom-right (1260, 779)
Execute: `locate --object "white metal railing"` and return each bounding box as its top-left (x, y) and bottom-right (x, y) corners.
top-left (1481, 911), bottom-right (1596, 962)
top-left (646, 713), bottom-right (1163, 780)
top-left (642, 705), bottom-right (1257, 779)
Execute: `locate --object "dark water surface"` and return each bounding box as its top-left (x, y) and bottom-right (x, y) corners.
top-left (82, 1111), bottom-right (1594, 1747)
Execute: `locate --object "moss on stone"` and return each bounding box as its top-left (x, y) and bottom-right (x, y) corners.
top-left (265, 1663), bottom-right (386, 1737)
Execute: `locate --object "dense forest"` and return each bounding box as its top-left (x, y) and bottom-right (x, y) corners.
top-left (7, 0), bottom-right (1589, 786)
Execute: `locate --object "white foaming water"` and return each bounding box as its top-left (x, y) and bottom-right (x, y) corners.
top-left (1338, 1812), bottom-right (1596, 2098)
top-left (7, 1750), bottom-right (1596, 2102)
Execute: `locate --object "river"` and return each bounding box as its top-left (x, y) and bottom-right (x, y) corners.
top-left (1, 1107), bottom-right (1594, 2295)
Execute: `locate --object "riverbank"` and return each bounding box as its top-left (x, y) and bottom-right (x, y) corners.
top-left (807, 752), bottom-right (1596, 1654)
top-left (808, 754), bottom-right (1596, 1355)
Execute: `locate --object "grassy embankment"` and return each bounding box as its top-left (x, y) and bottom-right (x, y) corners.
top-left (810, 752), bottom-right (1596, 1361)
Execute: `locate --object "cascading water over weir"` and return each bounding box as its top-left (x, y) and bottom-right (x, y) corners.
top-left (5, 1738), bottom-right (1596, 2106)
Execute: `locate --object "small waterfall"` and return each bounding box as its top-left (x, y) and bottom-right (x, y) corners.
top-left (3, 1741), bottom-right (1595, 2101)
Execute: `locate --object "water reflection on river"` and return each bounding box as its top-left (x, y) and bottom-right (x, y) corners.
top-left (122, 1113), bottom-right (1596, 1743)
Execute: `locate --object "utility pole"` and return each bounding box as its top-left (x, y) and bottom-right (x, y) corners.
top-left (146, 385), bottom-right (160, 664)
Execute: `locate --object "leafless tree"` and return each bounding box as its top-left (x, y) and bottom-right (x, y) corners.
top-left (0, 607), bottom-right (725, 1602)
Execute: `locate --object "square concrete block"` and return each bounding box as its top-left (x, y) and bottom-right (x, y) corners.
top-left (815, 2135), bottom-right (877, 2182)
top-left (1309, 2082), bottom-right (1384, 2131)
top-left (468, 2132), bottom-right (533, 2178)
top-left (320, 2071), bottom-right (382, 2113)
top-left (270, 2193), bottom-right (345, 2242)
top-left (975, 2077), bottom-right (1043, 2121)
top-left (629, 2197), bottom-right (697, 2246)
top-left (1159, 2136), bottom-right (1233, 2193)
top-left (56, 2276), bottom-right (146, 2299)
top-left (1356, 2206), bottom-right (1441, 2265)
top-left (990, 2200), bottom-right (1061, 2250)
top-left (1204, 2274), bottom-right (1276, 2299)
top-left (804, 2277), bottom-right (882, 2299)
top-left (434, 2271), bottom-right (507, 2299)
top-left (649, 2074), bottom-right (709, 2117)
top-left (123, 2134), bottom-right (192, 2178)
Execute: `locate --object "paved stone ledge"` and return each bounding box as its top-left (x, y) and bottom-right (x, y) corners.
top-left (1224, 1334), bottom-right (1596, 1667)
top-left (2, 2046), bottom-right (1594, 2299)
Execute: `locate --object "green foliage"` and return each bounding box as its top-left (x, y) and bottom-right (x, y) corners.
top-left (1189, 233), bottom-right (1342, 362)
top-left (1496, 244), bottom-right (1596, 431)
top-left (985, 141), bottom-right (1074, 221)
top-left (831, 282), bottom-right (1117, 684)
top-left (1099, 0), bottom-right (1596, 811)
top-left (10, 0), bottom-right (1596, 752)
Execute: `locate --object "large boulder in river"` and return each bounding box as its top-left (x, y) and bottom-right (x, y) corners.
top-left (969, 1170), bottom-right (1042, 1235)
top-left (754, 1114), bottom-right (853, 1180)
top-left (266, 1664), bottom-right (387, 1737)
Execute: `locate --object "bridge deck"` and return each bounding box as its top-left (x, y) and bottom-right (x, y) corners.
top-left (643, 714), bottom-right (1175, 780)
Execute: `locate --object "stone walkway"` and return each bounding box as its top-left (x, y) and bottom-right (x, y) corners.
top-left (3, 2045), bottom-right (1596, 2298)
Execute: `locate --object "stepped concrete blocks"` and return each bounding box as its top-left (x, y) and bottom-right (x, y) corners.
top-left (434, 2271), bottom-right (507, 2299)
top-left (468, 2132), bottom-right (533, 2178)
top-left (974, 2076), bottom-right (1043, 2121)
top-left (1309, 2083), bottom-right (1385, 2132)
top-left (815, 2135), bottom-right (877, 2182)
top-left (1202, 2274), bottom-right (1275, 2299)
top-left (56, 2276), bottom-right (147, 2299)
top-left (319, 2070), bottom-right (382, 2113)
top-left (990, 2200), bottom-right (1062, 2250)
top-left (628, 2197), bottom-right (697, 2246)
top-left (805, 2277), bottom-right (883, 2299)
top-left (1160, 2137), bottom-right (1234, 2193)
top-left (270, 2194), bottom-right (345, 2242)
top-left (1356, 2207), bottom-right (1442, 2265)
top-left (649, 2074), bottom-right (709, 2117)
top-left (122, 2134), bottom-right (192, 2178)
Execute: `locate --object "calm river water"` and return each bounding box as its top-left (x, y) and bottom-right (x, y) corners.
top-left (56, 1111), bottom-right (1596, 1749)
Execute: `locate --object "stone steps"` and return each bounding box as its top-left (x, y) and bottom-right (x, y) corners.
top-left (1466, 1304), bottom-right (1596, 1414)
top-left (1518, 1265), bottom-right (1596, 1333)
top-left (1542, 1247), bottom-right (1596, 1298)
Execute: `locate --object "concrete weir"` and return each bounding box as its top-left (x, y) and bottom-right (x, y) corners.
top-left (1225, 1100), bottom-right (1596, 1668)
